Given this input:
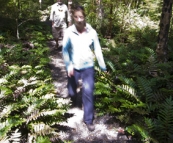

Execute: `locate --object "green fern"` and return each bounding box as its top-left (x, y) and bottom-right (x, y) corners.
top-left (136, 77), bottom-right (153, 102)
top-left (153, 97), bottom-right (173, 142)
top-left (35, 136), bottom-right (51, 143)
top-left (0, 24), bottom-right (69, 143)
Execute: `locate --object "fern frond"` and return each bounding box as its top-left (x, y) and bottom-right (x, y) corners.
top-left (122, 84), bottom-right (136, 96)
top-left (21, 65), bottom-right (32, 69)
top-left (117, 84), bottom-right (138, 101)
top-left (27, 109), bottom-right (66, 124)
top-left (36, 136), bottom-right (51, 143)
top-left (0, 137), bottom-right (9, 143)
top-left (144, 117), bottom-right (154, 131)
top-left (121, 100), bottom-right (146, 112)
top-left (8, 65), bottom-right (21, 76)
top-left (0, 120), bottom-right (9, 131)
top-left (0, 78), bottom-right (8, 85)
top-left (56, 98), bottom-right (71, 106)
top-left (151, 90), bottom-right (171, 103)
top-left (41, 109), bottom-right (66, 116)
top-left (133, 64), bottom-right (142, 73)
top-left (27, 110), bottom-right (41, 124)
top-left (31, 123), bottom-right (57, 136)
top-left (0, 86), bottom-right (13, 99)
top-left (95, 81), bottom-right (111, 95)
top-left (152, 91), bottom-right (164, 102)
top-left (0, 121), bottom-right (11, 140)
top-left (108, 105), bottom-right (122, 113)
top-left (137, 77), bottom-right (153, 102)
top-left (154, 97), bottom-right (173, 142)
top-left (25, 98), bottom-right (46, 115)
top-left (0, 105), bottom-right (13, 118)
top-left (41, 93), bottom-right (54, 99)
top-left (0, 119), bottom-right (23, 140)
top-left (25, 104), bottom-right (38, 115)
top-left (9, 129), bottom-right (21, 143)
top-left (126, 123), bottom-right (150, 141)
top-left (158, 97), bottom-right (173, 126)
top-left (118, 76), bottom-right (136, 88)
top-left (106, 61), bottom-right (116, 72)
top-left (147, 53), bottom-right (157, 72)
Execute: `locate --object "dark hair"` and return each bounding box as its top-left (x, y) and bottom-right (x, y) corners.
top-left (71, 5), bottom-right (86, 17)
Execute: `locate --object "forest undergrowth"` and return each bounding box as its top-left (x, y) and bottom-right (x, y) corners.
top-left (1, 1), bottom-right (173, 142)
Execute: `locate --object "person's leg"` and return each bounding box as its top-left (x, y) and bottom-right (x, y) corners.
top-left (81, 67), bottom-right (95, 125)
top-left (67, 69), bottom-right (80, 106)
top-left (52, 27), bottom-right (60, 48)
top-left (57, 28), bottom-right (66, 49)
top-left (60, 27), bottom-right (66, 40)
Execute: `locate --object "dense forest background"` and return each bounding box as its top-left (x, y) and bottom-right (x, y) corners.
top-left (0, 0), bottom-right (173, 143)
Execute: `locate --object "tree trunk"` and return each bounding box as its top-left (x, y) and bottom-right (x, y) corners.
top-left (16, 19), bottom-right (20, 39)
top-left (16, 0), bottom-right (20, 39)
top-left (156, 0), bottom-right (173, 62)
top-left (106, 2), bottom-right (113, 39)
top-left (68, 0), bottom-right (72, 14)
top-left (96, 0), bottom-right (104, 25)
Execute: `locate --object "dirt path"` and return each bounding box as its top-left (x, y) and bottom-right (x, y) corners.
top-left (47, 39), bottom-right (131, 143)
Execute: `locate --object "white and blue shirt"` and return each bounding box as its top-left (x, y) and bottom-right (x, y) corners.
top-left (62, 23), bottom-right (106, 71)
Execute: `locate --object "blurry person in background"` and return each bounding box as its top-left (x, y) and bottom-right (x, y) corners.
top-left (62, 5), bottom-right (107, 132)
top-left (49, 0), bottom-right (71, 48)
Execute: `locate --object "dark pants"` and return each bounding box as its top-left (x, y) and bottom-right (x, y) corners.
top-left (68, 67), bottom-right (95, 124)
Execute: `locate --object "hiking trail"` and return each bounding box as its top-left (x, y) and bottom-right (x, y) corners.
top-left (47, 39), bottom-right (131, 143)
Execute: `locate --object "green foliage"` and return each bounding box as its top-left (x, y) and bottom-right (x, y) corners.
top-left (153, 97), bottom-right (173, 141)
top-left (1, 0), bottom-right (173, 142)
top-left (36, 136), bottom-right (51, 143)
top-left (0, 0), bottom-right (52, 39)
top-left (95, 17), bottom-right (173, 142)
top-left (0, 22), bottom-right (68, 142)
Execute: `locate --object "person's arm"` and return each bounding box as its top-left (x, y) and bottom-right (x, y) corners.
top-left (62, 30), bottom-right (73, 76)
top-left (93, 31), bottom-right (107, 71)
top-left (49, 5), bottom-right (54, 26)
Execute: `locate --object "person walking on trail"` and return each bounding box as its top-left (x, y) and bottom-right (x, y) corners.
top-left (49, 0), bottom-right (71, 48)
top-left (62, 5), bottom-right (107, 132)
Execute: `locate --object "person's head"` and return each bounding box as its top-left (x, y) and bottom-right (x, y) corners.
top-left (57, 0), bottom-right (63, 5)
top-left (72, 5), bottom-right (86, 28)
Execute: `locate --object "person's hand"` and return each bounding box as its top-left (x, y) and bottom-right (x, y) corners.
top-left (67, 64), bottom-right (74, 77)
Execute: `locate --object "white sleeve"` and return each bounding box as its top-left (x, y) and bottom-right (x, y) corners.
top-left (49, 5), bottom-right (54, 21)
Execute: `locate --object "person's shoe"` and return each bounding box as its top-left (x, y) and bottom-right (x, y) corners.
top-left (86, 123), bottom-right (95, 131)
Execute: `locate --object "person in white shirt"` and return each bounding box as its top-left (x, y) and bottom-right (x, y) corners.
top-left (62, 5), bottom-right (107, 132)
top-left (49, 0), bottom-right (71, 48)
